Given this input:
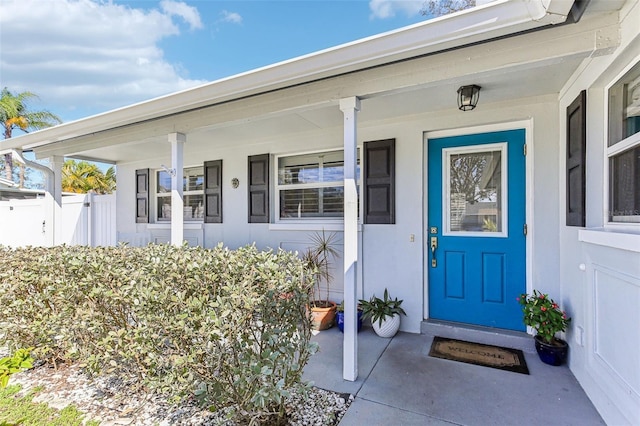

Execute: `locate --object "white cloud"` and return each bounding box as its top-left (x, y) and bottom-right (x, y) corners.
top-left (369, 0), bottom-right (424, 19)
top-left (160, 0), bottom-right (203, 30)
top-left (0, 0), bottom-right (207, 120)
top-left (220, 10), bottom-right (243, 24)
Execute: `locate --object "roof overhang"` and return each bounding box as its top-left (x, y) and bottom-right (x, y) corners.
top-left (0, 0), bottom-right (579, 154)
top-left (0, 176), bottom-right (19, 188)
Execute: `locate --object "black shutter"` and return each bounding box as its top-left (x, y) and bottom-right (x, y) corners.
top-left (566, 90), bottom-right (586, 227)
top-left (248, 154), bottom-right (270, 223)
top-left (135, 168), bottom-right (149, 223)
top-left (204, 160), bottom-right (223, 223)
top-left (363, 139), bottom-right (395, 224)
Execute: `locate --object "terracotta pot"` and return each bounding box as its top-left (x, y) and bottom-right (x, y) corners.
top-left (371, 314), bottom-right (401, 338)
top-left (534, 335), bottom-right (568, 366)
top-left (309, 301), bottom-right (337, 331)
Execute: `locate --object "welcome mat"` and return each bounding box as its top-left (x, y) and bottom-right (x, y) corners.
top-left (428, 336), bottom-right (529, 375)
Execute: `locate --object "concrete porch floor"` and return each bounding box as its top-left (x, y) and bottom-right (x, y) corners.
top-left (303, 322), bottom-right (605, 425)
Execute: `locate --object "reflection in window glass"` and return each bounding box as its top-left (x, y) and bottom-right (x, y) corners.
top-left (609, 146), bottom-right (640, 223)
top-left (609, 62), bottom-right (640, 146)
top-left (279, 187), bottom-right (345, 218)
top-left (157, 171), bottom-right (171, 193)
top-left (184, 168), bottom-right (204, 192)
top-left (157, 195), bottom-right (205, 221)
top-left (156, 166), bottom-right (204, 221)
top-left (608, 61), bottom-right (640, 224)
top-left (277, 150), bottom-right (359, 220)
top-left (448, 150), bottom-right (502, 232)
top-left (278, 151), bottom-right (349, 185)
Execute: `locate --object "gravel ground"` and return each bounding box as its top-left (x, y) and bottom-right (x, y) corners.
top-left (7, 362), bottom-right (353, 425)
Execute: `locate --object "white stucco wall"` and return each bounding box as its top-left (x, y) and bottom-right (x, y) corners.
top-left (115, 93), bottom-right (564, 335)
top-left (112, 16), bottom-right (640, 425)
top-left (557, 1), bottom-right (640, 424)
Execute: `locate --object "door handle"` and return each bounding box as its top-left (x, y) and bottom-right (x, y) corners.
top-left (430, 236), bottom-right (438, 267)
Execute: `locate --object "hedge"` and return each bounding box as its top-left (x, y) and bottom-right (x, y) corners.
top-left (0, 243), bottom-right (316, 423)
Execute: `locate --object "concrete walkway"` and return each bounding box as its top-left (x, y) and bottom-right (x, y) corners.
top-left (303, 322), bottom-right (605, 425)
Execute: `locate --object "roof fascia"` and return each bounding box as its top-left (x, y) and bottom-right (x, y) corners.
top-left (0, 177), bottom-right (18, 188)
top-left (1, 0), bottom-right (576, 153)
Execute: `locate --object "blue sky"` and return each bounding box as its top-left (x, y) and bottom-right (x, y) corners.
top-left (0, 0), bottom-right (433, 124)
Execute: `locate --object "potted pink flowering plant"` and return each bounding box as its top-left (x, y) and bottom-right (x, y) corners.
top-left (518, 290), bottom-right (571, 366)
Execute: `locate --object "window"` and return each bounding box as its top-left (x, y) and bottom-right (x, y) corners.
top-left (156, 166), bottom-right (204, 221)
top-left (276, 150), bottom-right (359, 220)
top-left (443, 144), bottom-right (506, 236)
top-left (608, 61), bottom-right (640, 223)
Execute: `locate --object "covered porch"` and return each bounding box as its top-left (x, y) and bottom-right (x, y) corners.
top-left (3, 5), bottom-right (616, 379)
top-left (1, 1), bottom-right (638, 422)
top-left (304, 323), bottom-right (604, 425)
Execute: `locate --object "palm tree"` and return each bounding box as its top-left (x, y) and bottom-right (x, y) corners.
top-left (0, 88), bottom-right (62, 183)
top-left (104, 166), bottom-right (117, 193)
top-left (62, 159), bottom-right (116, 194)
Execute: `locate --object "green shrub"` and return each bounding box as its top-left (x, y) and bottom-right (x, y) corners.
top-left (0, 348), bottom-right (33, 388)
top-left (0, 244), bottom-right (316, 423)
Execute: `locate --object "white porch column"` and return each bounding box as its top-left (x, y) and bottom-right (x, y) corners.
top-left (340, 96), bottom-right (360, 382)
top-left (50, 155), bottom-right (64, 246)
top-left (169, 132), bottom-right (186, 246)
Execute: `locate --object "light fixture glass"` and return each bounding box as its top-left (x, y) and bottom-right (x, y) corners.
top-left (457, 85), bottom-right (481, 111)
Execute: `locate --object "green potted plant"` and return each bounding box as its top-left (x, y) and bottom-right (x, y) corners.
top-left (336, 301), bottom-right (363, 333)
top-left (302, 230), bottom-right (340, 330)
top-left (518, 290), bottom-right (571, 366)
top-left (359, 288), bottom-right (406, 338)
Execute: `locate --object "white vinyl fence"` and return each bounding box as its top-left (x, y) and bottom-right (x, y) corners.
top-left (0, 192), bottom-right (116, 247)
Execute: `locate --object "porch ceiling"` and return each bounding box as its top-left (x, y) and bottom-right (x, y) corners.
top-left (53, 53), bottom-right (585, 164)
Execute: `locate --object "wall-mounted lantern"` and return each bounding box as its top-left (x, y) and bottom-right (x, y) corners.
top-left (457, 85), bottom-right (481, 111)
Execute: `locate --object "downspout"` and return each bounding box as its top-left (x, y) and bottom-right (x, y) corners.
top-left (9, 149), bottom-right (57, 246)
top-left (525, 0), bottom-right (575, 24)
top-left (10, 149), bottom-right (54, 193)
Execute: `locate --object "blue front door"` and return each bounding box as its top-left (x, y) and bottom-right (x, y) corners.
top-left (427, 130), bottom-right (526, 331)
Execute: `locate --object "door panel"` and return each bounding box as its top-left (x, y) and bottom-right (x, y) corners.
top-left (428, 130), bottom-right (526, 331)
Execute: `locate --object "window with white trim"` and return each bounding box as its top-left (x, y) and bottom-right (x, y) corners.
top-left (156, 166), bottom-right (204, 221)
top-left (276, 149), bottom-right (359, 220)
top-left (608, 61), bottom-right (640, 224)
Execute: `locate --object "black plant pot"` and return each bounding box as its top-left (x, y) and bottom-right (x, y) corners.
top-left (534, 335), bottom-right (568, 366)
